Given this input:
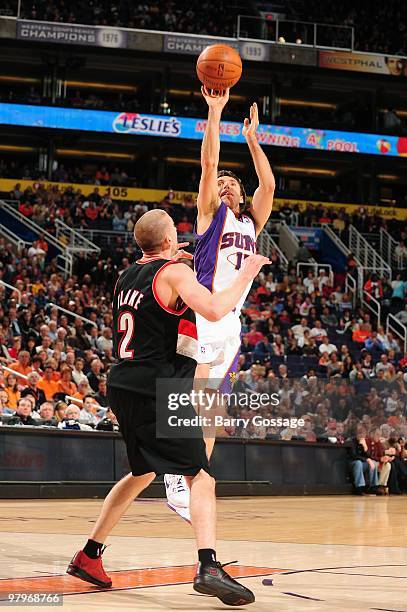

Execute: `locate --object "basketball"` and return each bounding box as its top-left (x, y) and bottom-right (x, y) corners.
top-left (196, 44), bottom-right (242, 90)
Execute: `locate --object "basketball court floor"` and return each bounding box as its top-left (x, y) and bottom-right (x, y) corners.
top-left (0, 496), bottom-right (405, 611)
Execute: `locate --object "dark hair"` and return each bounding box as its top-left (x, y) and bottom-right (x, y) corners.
top-left (217, 170), bottom-right (247, 213)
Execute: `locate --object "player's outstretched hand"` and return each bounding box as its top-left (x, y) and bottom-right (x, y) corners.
top-left (240, 254), bottom-right (270, 279)
top-left (172, 242), bottom-right (193, 261)
top-left (201, 85), bottom-right (229, 110)
top-left (242, 102), bottom-right (259, 141)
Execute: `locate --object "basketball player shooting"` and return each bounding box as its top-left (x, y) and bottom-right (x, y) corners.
top-left (66, 209), bottom-right (268, 605)
top-left (165, 85), bottom-right (275, 521)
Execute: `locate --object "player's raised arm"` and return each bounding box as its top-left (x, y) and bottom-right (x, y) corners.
top-left (243, 102), bottom-right (275, 237)
top-left (163, 254), bottom-right (269, 322)
top-left (196, 87), bottom-right (229, 233)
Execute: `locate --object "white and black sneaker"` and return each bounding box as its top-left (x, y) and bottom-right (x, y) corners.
top-left (164, 474), bottom-right (191, 524)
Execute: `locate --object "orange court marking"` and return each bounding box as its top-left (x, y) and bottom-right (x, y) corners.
top-left (0, 565), bottom-right (283, 597)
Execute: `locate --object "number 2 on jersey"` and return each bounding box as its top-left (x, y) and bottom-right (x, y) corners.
top-left (118, 311), bottom-right (135, 358)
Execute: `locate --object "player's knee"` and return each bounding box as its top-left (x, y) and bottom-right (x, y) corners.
top-left (199, 469), bottom-right (215, 490)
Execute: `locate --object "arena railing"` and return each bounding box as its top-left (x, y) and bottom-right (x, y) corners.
top-left (379, 227), bottom-right (406, 270)
top-left (256, 228), bottom-right (288, 269)
top-left (237, 15), bottom-right (354, 50)
top-left (0, 200), bottom-right (74, 276)
top-left (362, 290), bottom-right (381, 326)
top-left (55, 219), bottom-right (100, 257)
top-left (345, 273), bottom-right (357, 309)
top-left (348, 225), bottom-right (392, 286)
top-left (65, 395), bottom-right (83, 405)
top-left (386, 313), bottom-right (407, 353)
top-left (0, 280), bottom-right (22, 305)
top-left (0, 224), bottom-right (29, 253)
top-left (0, 364), bottom-right (29, 381)
top-left (47, 302), bottom-right (98, 328)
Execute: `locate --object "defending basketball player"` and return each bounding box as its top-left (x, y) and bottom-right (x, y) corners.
top-left (165, 86), bottom-right (275, 520)
top-left (66, 209), bottom-right (268, 606)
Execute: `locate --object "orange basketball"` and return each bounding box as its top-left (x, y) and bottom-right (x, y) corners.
top-left (196, 44), bottom-right (242, 90)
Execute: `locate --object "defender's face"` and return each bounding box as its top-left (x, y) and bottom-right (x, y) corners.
top-left (217, 176), bottom-right (242, 214)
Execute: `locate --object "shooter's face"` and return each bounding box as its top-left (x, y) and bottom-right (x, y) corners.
top-left (217, 176), bottom-right (242, 214)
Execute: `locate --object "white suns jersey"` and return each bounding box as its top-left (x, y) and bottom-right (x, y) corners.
top-left (194, 201), bottom-right (257, 340)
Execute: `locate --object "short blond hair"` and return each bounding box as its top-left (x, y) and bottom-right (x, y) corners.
top-left (134, 209), bottom-right (172, 253)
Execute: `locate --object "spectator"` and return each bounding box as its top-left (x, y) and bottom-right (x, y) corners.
top-left (37, 362), bottom-right (59, 400)
top-left (36, 401), bottom-right (57, 425)
top-left (10, 350), bottom-right (33, 378)
top-left (86, 358), bottom-right (104, 392)
top-left (94, 376), bottom-right (108, 407)
top-left (96, 327), bottom-right (113, 353)
top-left (253, 337), bottom-right (273, 363)
top-left (56, 366), bottom-right (77, 397)
top-left (319, 337), bottom-right (338, 355)
top-left (79, 395), bottom-right (100, 426)
top-left (10, 397), bottom-right (38, 426)
top-left (310, 320), bottom-right (328, 343)
top-left (72, 357), bottom-right (88, 386)
top-left (348, 426), bottom-right (381, 495)
top-left (59, 404), bottom-right (93, 431)
top-left (4, 372), bottom-right (20, 410)
top-left (20, 371), bottom-right (46, 411)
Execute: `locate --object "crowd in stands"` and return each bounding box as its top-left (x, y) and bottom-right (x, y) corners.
top-left (291, 0), bottom-right (407, 56)
top-left (19, 0), bottom-right (245, 38)
top-left (0, 0), bottom-right (399, 55)
top-left (0, 227), bottom-right (406, 491)
top-left (0, 174), bottom-right (406, 493)
top-left (4, 179), bottom-right (406, 250)
top-left (3, 158), bottom-right (407, 220)
top-left (0, 86), bottom-right (142, 115)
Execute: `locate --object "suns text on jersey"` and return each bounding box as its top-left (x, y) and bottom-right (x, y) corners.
top-left (220, 232), bottom-right (256, 252)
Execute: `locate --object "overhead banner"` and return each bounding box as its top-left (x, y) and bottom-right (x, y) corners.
top-left (163, 34), bottom-right (239, 55)
top-left (0, 102), bottom-right (406, 158)
top-left (319, 50), bottom-right (407, 77)
top-left (0, 179), bottom-right (406, 220)
top-left (0, 179), bottom-right (193, 204)
top-left (162, 34), bottom-right (270, 62)
top-left (16, 20), bottom-right (128, 48)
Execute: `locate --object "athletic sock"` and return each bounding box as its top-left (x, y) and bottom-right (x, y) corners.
top-left (198, 548), bottom-right (217, 567)
top-left (83, 538), bottom-right (104, 559)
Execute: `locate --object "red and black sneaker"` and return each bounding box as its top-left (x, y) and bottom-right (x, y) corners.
top-left (193, 560), bottom-right (255, 606)
top-left (66, 548), bottom-right (112, 588)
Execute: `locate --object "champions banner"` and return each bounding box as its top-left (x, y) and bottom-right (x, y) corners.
top-left (319, 51), bottom-right (407, 77)
top-left (0, 103), bottom-right (407, 158)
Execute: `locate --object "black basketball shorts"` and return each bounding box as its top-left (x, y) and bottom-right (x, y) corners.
top-left (107, 386), bottom-right (211, 477)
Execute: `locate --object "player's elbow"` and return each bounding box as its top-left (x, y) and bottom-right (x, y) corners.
top-left (201, 158), bottom-right (217, 172)
top-left (263, 178), bottom-right (275, 193)
top-left (203, 305), bottom-right (222, 322)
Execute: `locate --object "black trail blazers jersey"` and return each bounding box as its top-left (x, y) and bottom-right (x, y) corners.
top-left (107, 258), bottom-right (198, 397)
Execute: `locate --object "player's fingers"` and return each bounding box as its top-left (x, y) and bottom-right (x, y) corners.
top-left (177, 242), bottom-right (189, 249)
top-left (244, 118), bottom-right (249, 127)
top-left (178, 250), bottom-right (193, 260)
